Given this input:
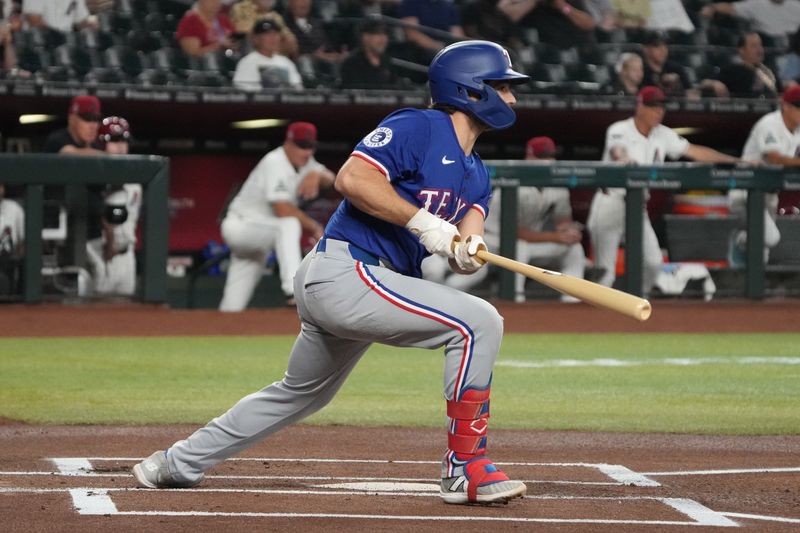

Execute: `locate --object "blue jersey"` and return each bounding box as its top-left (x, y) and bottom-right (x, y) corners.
top-left (325, 108), bottom-right (492, 278)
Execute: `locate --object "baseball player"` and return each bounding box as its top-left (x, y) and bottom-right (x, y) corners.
top-left (85, 116), bottom-right (142, 296)
top-left (134, 40), bottom-right (530, 505)
top-left (728, 86), bottom-right (800, 263)
top-left (218, 122), bottom-right (335, 311)
top-left (423, 136), bottom-right (586, 303)
top-left (0, 183), bottom-right (25, 294)
top-left (587, 86), bottom-right (739, 295)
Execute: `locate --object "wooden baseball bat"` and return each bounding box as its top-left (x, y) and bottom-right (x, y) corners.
top-left (475, 249), bottom-right (652, 321)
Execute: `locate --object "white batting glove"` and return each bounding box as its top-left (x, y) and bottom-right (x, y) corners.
top-left (452, 234), bottom-right (487, 273)
top-left (405, 208), bottom-right (459, 258)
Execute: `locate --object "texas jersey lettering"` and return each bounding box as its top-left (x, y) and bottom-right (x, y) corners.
top-left (325, 108), bottom-right (492, 277)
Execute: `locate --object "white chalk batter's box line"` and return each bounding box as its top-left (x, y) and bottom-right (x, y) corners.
top-left (37, 457), bottom-right (659, 487)
top-left (0, 458), bottom-right (796, 527)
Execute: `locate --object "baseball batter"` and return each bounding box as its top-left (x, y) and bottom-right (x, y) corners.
top-left (85, 116), bottom-right (142, 296)
top-left (134, 40), bottom-right (530, 505)
top-left (423, 136), bottom-right (586, 302)
top-left (587, 86), bottom-right (738, 295)
top-left (219, 122), bottom-right (334, 311)
top-left (729, 86), bottom-right (800, 262)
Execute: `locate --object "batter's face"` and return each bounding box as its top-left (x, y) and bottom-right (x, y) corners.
top-left (490, 82), bottom-right (517, 107)
top-left (68, 114), bottom-right (100, 145)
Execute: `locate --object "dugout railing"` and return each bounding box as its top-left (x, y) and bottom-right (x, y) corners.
top-left (0, 153), bottom-right (169, 304)
top-left (486, 161), bottom-right (800, 300)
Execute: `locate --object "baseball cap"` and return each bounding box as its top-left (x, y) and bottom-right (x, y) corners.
top-left (526, 136), bottom-right (556, 158)
top-left (69, 95), bottom-right (102, 121)
top-left (642, 31), bottom-right (667, 47)
top-left (253, 19), bottom-right (281, 34)
top-left (782, 85), bottom-right (800, 106)
top-left (637, 86), bottom-right (667, 106)
top-left (286, 121), bottom-right (317, 149)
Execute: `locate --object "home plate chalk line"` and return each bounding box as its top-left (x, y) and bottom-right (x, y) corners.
top-left (1, 457), bottom-right (798, 526)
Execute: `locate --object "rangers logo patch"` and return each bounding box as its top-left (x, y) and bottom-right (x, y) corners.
top-left (363, 127), bottom-right (393, 148)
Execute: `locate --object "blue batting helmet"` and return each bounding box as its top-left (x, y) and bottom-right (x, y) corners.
top-left (429, 40), bottom-right (529, 130)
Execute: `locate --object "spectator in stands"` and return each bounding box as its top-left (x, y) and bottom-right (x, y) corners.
top-left (717, 32), bottom-right (781, 98)
top-left (175, 0), bottom-right (236, 58)
top-left (612, 0), bottom-right (651, 28)
top-left (729, 85), bottom-right (800, 264)
top-left (461, 0), bottom-right (524, 52)
top-left (640, 31), bottom-right (691, 96)
top-left (0, 182), bottom-right (25, 296)
top-left (605, 52), bottom-right (644, 95)
top-left (587, 86), bottom-right (739, 295)
top-left (44, 95), bottom-right (103, 155)
top-left (778, 27), bottom-right (800, 85)
top-left (233, 19), bottom-right (303, 91)
top-left (647, 0), bottom-right (694, 33)
top-left (218, 121), bottom-right (335, 311)
top-left (422, 136), bottom-right (586, 303)
top-left (583, 0), bottom-right (619, 30)
top-left (701, 0), bottom-right (800, 40)
top-left (282, 0), bottom-right (346, 84)
top-left (505, 0), bottom-right (596, 50)
top-left (340, 17), bottom-right (403, 89)
top-left (229, 0), bottom-right (299, 58)
top-left (1, 2), bottom-right (18, 73)
top-left (23, 0), bottom-right (98, 37)
top-left (398, 0), bottom-right (465, 62)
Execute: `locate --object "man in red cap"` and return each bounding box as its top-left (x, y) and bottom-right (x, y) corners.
top-left (43, 95), bottom-right (104, 155)
top-left (423, 135), bottom-right (586, 302)
top-left (587, 86), bottom-right (739, 295)
top-left (728, 85), bottom-right (800, 264)
top-left (218, 121), bottom-right (335, 310)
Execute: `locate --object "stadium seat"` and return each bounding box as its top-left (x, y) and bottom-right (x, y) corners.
top-left (707, 26), bottom-right (740, 47)
top-left (534, 42), bottom-right (562, 65)
top-left (137, 68), bottom-right (179, 86)
top-left (577, 44), bottom-right (604, 65)
top-left (127, 28), bottom-right (164, 53)
top-left (595, 27), bottom-right (625, 44)
top-left (184, 70), bottom-right (229, 88)
top-left (567, 63), bottom-right (610, 85)
top-left (105, 46), bottom-right (148, 78)
top-left (42, 65), bottom-right (78, 83)
top-left (84, 67), bottom-right (127, 84)
top-left (559, 47), bottom-right (579, 66)
top-left (16, 46), bottom-right (50, 73)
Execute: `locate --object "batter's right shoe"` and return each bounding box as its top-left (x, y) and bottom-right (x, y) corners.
top-left (132, 450), bottom-right (204, 489)
top-left (440, 457), bottom-right (526, 504)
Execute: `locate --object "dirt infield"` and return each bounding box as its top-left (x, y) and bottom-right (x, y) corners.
top-left (1, 300), bottom-right (799, 531)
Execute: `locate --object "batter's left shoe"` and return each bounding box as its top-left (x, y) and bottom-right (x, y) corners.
top-left (132, 450), bottom-right (204, 489)
top-left (440, 457), bottom-right (526, 504)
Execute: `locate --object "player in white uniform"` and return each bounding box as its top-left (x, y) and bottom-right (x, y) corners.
top-left (423, 136), bottom-right (586, 302)
top-left (729, 86), bottom-right (800, 262)
top-left (0, 183), bottom-right (25, 294)
top-left (85, 117), bottom-right (142, 296)
top-left (587, 86), bottom-right (739, 295)
top-left (219, 122), bottom-right (335, 311)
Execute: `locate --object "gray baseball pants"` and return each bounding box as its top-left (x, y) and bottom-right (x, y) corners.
top-left (167, 238), bottom-right (503, 483)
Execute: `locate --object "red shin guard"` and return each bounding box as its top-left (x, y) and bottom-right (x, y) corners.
top-left (447, 388), bottom-right (490, 459)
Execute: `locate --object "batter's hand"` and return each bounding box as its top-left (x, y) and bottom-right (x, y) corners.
top-left (406, 208), bottom-right (459, 257)
top-left (452, 234), bottom-right (487, 273)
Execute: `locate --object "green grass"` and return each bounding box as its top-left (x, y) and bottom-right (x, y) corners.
top-left (0, 334), bottom-right (798, 435)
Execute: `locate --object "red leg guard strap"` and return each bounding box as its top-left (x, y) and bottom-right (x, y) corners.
top-left (446, 398), bottom-right (490, 420)
top-left (448, 433), bottom-right (487, 455)
top-left (465, 458), bottom-right (511, 502)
